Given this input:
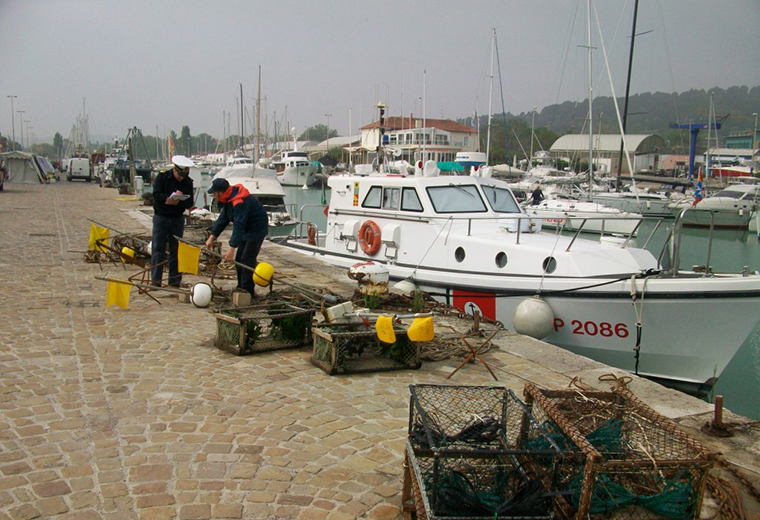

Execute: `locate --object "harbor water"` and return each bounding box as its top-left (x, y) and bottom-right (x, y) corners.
top-left (282, 184), bottom-right (760, 419)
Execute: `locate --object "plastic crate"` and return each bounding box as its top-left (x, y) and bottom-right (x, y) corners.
top-left (214, 303), bottom-right (314, 355)
top-left (405, 385), bottom-right (561, 519)
top-left (523, 383), bottom-right (713, 520)
top-left (311, 324), bottom-right (421, 375)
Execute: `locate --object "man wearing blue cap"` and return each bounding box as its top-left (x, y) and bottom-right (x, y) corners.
top-left (205, 177), bottom-right (268, 298)
top-left (151, 155), bottom-right (195, 287)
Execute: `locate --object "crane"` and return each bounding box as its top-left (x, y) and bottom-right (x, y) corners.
top-left (669, 114), bottom-right (729, 180)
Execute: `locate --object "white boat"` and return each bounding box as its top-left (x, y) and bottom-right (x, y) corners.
top-left (211, 166), bottom-right (298, 237)
top-left (592, 188), bottom-right (674, 218)
top-left (665, 183), bottom-right (760, 229)
top-left (524, 197), bottom-right (641, 236)
top-left (272, 148), bottom-right (317, 187)
top-left (277, 165), bottom-right (760, 392)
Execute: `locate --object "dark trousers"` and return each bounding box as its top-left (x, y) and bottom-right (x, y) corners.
top-left (236, 236), bottom-right (265, 296)
top-left (151, 214), bottom-right (185, 286)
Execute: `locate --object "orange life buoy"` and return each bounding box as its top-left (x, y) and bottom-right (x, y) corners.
top-left (306, 222), bottom-right (317, 246)
top-left (358, 220), bottom-right (382, 256)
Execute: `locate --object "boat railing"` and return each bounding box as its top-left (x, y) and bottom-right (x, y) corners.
top-left (666, 207), bottom-right (718, 277)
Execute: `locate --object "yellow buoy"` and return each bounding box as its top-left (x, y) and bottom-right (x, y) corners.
top-left (407, 316), bottom-right (435, 342)
top-left (253, 262), bottom-right (274, 287)
top-left (121, 246), bottom-right (135, 258)
top-left (375, 315), bottom-right (396, 344)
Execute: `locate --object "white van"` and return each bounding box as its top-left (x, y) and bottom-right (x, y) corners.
top-left (67, 158), bottom-right (92, 182)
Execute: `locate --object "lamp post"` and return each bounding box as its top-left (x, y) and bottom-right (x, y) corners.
top-left (17, 111), bottom-right (25, 150)
top-left (7, 95), bottom-right (17, 151)
top-left (753, 112), bottom-right (758, 171)
top-left (325, 113), bottom-right (332, 156)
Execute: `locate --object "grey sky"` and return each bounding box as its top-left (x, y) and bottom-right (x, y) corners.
top-left (2, 0), bottom-right (759, 146)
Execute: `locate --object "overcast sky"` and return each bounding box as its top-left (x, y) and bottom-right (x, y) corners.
top-left (2, 0), bottom-right (759, 146)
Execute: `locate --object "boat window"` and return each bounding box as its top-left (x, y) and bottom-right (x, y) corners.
top-left (401, 188), bottom-right (423, 212)
top-left (713, 190), bottom-right (751, 199)
top-left (482, 186), bottom-right (521, 213)
top-left (383, 188), bottom-right (400, 210)
top-left (362, 186), bottom-right (382, 208)
top-left (426, 185), bottom-right (487, 213)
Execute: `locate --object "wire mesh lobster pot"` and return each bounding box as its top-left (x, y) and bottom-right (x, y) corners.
top-left (404, 384), bottom-right (562, 519)
top-left (214, 303), bottom-right (314, 356)
top-left (311, 324), bottom-right (421, 375)
top-left (523, 383), bottom-right (713, 520)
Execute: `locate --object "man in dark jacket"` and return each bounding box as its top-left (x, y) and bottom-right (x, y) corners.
top-left (205, 178), bottom-right (268, 297)
top-left (151, 155), bottom-right (195, 286)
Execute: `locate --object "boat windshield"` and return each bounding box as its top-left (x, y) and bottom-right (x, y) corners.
top-left (482, 186), bottom-right (521, 213)
top-left (713, 188), bottom-right (758, 199)
top-left (426, 185), bottom-right (487, 213)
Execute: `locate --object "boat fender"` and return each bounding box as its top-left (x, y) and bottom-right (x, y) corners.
top-left (306, 222), bottom-right (317, 246)
top-left (512, 296), bottom-right (554, 340)
top-left (253, 262), bottom-right (274, 287)
top-left (190, 283), bottom-right (213, 308)
top-left (358, 220), bottom-right (382, 256)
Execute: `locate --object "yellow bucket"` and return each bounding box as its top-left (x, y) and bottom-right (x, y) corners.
top-left (253, 262), bottom-right (274, 287)
top-left (121, 246), bottom-right (135, 259)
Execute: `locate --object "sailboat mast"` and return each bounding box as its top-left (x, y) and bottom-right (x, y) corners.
top-left (586, 0), bottom-right (594, 201)
top-left (616, 0), bottom-right (640, 191)
top-left (239, 84), bottom-right (245, 154)
top-left (486, 28), bottom-right (495, 165)
top-left (256, 65), bottom-right (262, 163)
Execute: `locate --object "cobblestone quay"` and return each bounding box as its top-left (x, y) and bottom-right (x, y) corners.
top-left (1, 182), bottom-right (758, 519)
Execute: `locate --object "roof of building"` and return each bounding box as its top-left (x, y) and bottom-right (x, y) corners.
top-left (550, 134), bottom-right (665, 153)
top-left (360, 116), bottom-right (477, 134)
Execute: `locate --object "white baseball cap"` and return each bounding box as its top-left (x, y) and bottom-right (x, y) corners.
top-left (172, 155), bottom-right (195, 169)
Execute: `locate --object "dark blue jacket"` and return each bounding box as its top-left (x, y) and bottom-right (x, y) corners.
top-left (210, 184), bottom-right (268, 247)
top-left (153, 169), bottom-right (194, 217)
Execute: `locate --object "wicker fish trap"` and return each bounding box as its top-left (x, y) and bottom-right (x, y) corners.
top-left (405, 385), bottom-right (562, 519)
top-left (214, 303), bottom-right (314, 355)
top-left (523, 383), bottom-right (713, 520)
top-left (311, 324), bottom-right (422, 375)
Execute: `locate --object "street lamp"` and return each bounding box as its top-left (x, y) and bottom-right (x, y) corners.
top-left (325, 113), bottom-right (332, 155)
top-left (17, 110), bottom-right (25, 150)
top-left (24, 121), bottom-right (30, 152)
top-left (7, 95), bottom-right (17, 151)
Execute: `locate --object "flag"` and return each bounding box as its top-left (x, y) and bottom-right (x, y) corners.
top-left (168, 134), bottom-right (176, 157)
top-left (88, 224), bottom-right (110, 252)
top-left (177, 242), bottom-right (201, 274)
top-left (106, 280), bottom-right (132, 309)
top-left (692, 168), bottom-right (704, 207)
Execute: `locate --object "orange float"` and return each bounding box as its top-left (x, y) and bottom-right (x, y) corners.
top-left (358, 220), bottom-right (382, 256)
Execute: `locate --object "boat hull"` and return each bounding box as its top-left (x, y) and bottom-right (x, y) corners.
top-left (282, 240), bottom-right (760, 389)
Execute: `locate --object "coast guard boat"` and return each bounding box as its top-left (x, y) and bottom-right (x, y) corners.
top-left (277, 153), bottom-right (760, 393)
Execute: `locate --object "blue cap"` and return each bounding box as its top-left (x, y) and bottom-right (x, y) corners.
top-left (207, 178), bottom-right (230, 194)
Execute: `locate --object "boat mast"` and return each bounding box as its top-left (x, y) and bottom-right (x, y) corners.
top-left (616, 0), bottom-right (640, 191)
top-left (486, 28), bottom-right (495, 165)
top-left (256, 65), bottom-right (262, 163)
top-left (586, 0), bottom-right (594, 201)
top-left (239, 84), bottom-right (245, 154)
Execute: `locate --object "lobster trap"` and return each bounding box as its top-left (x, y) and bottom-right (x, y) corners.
top-left (311, 324), bottom-right (421, 375)
top-left (523, 383), bottom-right (713, 520)
top-left (403, 385), bottom-right (561, 519)
top-left (214, 303), bottom-right (314, 356)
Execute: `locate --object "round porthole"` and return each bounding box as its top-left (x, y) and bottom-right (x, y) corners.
top-left (542, 256), bottom-right (557, 274)
top-left (455, 247), bottom-right (466, 263)
top-left (495, 252), bottom-right (507, 268)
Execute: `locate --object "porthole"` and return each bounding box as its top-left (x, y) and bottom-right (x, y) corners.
top-left (455, 247), bottom-right (466, 263)
top-left (542, 256), bottom-right (557, 274)
top-left (495, 252), bottom-right (508, 268)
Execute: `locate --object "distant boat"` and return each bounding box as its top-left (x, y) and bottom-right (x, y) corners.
top-left (272, 148), bottom-right (317, 187)
top-left (666, 183), bottom-right (760, 229)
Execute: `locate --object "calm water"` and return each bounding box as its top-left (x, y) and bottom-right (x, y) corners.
top-left (284, 185), bottom-right (760, 419)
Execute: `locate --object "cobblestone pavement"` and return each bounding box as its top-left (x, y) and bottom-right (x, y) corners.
top-left (1, 182), bottom-right (757, 519)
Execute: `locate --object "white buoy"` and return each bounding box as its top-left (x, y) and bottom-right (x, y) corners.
top-left (390, 278), bottom-right (417, 296)
top-left (512, 296), bottom-right (554, 340)
top-left (190, 283), bottom-right (213, 308)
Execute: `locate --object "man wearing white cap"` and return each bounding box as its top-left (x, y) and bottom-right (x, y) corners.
top-left (151, 155), bottom-right (195, 286)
